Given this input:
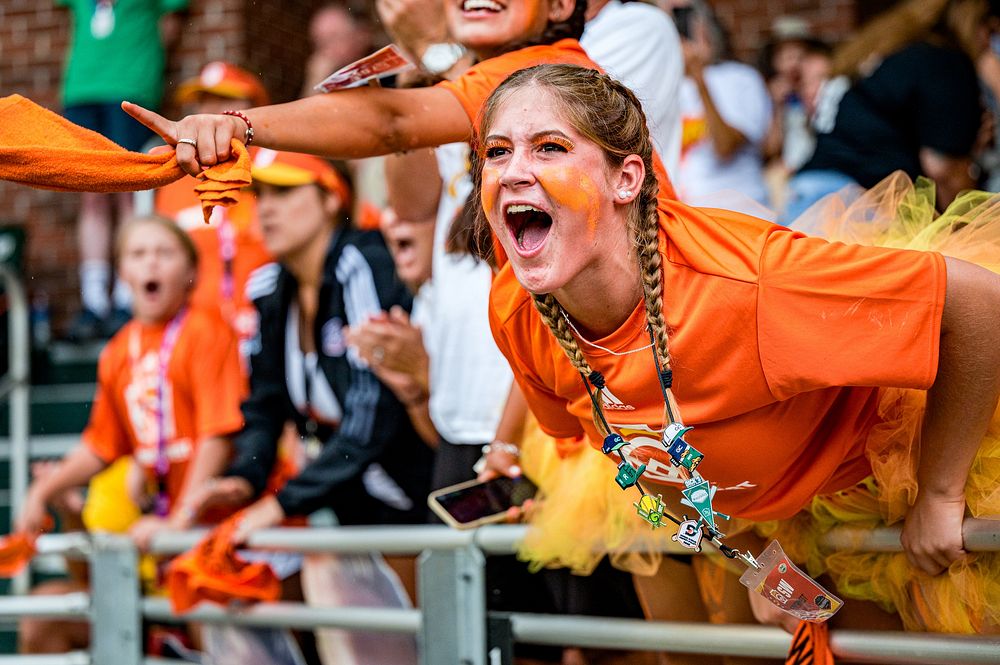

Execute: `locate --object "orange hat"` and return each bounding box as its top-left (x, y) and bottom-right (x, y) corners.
top-left (251, 148), bottom-right (351, 204)
top-left (175, 62), bottom-right (270, 107)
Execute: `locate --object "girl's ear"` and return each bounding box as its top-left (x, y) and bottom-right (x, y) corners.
top-left (547, 0), bottom-right (576, 24)
top-left (612, 154), bottom-right (645, 206)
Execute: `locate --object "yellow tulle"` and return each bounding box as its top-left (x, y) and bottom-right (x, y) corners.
top-left (767, 173), bottom-right (1000, 633)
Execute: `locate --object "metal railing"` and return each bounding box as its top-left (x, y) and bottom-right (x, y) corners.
top-left (0, 522), bottom-right (999, 665)
top-left (0, 265), bottom-right (30, 597)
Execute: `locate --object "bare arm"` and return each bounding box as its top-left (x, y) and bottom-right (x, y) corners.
top-left (901, 257), bottom-right (1000, 575)
top-left (385, 148), bottom-right (443, 223)
top-left (16, 445), bottom-right (107, 534)
top-left (169, 436), bottom-right (233, 529)
top-left (123, 86), bottom-right (472, 175)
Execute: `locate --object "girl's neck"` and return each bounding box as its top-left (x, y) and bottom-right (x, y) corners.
top-left (553, 249), bottom-right (643, 340)
top-left (132, 302), bottom-right (185, 327)
top-left (285, 225), bottom-right (334, 289)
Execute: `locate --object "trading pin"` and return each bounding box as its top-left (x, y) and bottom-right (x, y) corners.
top-left (614, 459), bottom-right (646, 490)
top-left (681, 475), bottom-right (724, 531)
top-left (671, 515), bottom-right (704, 552)
top-left (662, 423), bottom-right (693, 465)
top-left (679, 444), bottom-right (704, 471)
top-left (602, 433), bottom-right (626, 455)
top-left (635, 494), bottom-right (667, 529)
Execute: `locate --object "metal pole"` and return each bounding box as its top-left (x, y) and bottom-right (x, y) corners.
top-left (2, 267), bottom-right (31, 596)
top-left (511, 614), bottom-right (791, 658)
top-left (142, 598), bottom-right (420, 633)
top-left (89, 535), bottom-right (141, 665)
top-left (0, 592), bottom-right (90, 620)
top-left (830, 631), bottom-right (1000, 665)
top-left (821, 518), bottom-right (1000, 553)
top-left (418, 545), bottom-right (486, 665)
top-left (0, 653), bottom-right (90, 665)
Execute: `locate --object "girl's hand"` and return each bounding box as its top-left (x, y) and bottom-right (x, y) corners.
top-left (121, 102), bottom-right (247, 176)
top-left (232, 496), bottom-right (285, 545)
top-left (129, 515), bottom-right (169, 552)
top-left (183, 476), bottom-right (254, 518)
top-left (476, 444), bottom-right (521, 482)
top-left (900, 492), bottom-right (968, 576)
top-left (14, 491), bottom-right (50, 536)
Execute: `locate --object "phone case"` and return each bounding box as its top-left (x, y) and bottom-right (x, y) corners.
top-left (427, 477), bottom-right (527, 530)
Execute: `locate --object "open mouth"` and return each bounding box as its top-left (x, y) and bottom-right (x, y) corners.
top-left (143, 280), bottom-right (161, 295)
top-left (505, 204), bottom-right (552, 254)
top-left (462, 0), bottom-right (503, 13)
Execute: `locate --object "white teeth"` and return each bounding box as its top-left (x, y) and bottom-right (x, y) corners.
top-left (463, 0), bottom-right (502, 10)
top-left (506, 204), bottom-right (542, 214)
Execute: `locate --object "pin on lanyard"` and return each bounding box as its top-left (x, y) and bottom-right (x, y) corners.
top-left (129, 309), bottom-right (188, 517)
top-left (581, 324), bottom-right (759, 570)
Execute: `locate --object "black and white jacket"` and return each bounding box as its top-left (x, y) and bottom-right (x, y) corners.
top-left (226, 228), bottom-right (432, 525)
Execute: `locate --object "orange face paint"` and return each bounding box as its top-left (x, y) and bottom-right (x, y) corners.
top-left (480, 164), bottom-right (501, 230)
top-left (538, 165), bottom-right (603, 237)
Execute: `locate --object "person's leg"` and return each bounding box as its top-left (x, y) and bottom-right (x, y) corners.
top-left (18, 580), bottom-right (90, 654)
top-left (632, 556), bottom-right (720, 665)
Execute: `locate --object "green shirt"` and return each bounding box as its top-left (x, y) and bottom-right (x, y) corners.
top-left (59, 0), bottom-right (188, 109)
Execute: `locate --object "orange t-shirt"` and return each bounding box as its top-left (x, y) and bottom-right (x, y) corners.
top-left (83, 308), bottom-right (246, 511)
top-left (437, 38), bottom-right (678, 203)
top-left (489, 201), bottom-right (946, 521)
top-left (156, 177), bottom-right (272, 349)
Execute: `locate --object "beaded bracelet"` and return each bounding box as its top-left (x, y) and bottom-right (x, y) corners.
top-left (221, 109), bottom-right (254, 145)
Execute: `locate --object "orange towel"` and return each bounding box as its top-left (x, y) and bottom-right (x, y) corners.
top-left (165, 514), bottom-right (281, 613)
top-left (785, 621), bottom-right (835, 665)
top-left (0, 94), bottom-right (250, 223)
top-left (0, 533), bottom-right (38, 578)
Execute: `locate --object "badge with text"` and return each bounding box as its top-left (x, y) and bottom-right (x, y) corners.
top-left (314, 45), bottom-right (416, 92)
top-left (739, 540), bottom-right (843, 622)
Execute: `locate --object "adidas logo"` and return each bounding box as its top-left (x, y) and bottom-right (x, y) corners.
top-left (602, 388), bottom-right (635, 411)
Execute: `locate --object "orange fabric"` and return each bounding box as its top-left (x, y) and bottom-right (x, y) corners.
top-left (437, 39), bottom-right (677, 204)
top-left (165, 514), bottom-right (281, 613)
top-left (786, 621), bottom-right (834, 665)
top-left (489, 200), bottom-right (946, 522)
top-left (156, 177), bottom-right (271, 347)
top-left (0, 94), bottom-right (250, 223)
top-left (82, 308), bottom-right (245, 514)
top-left (0, 534), bottom-right (37, 578)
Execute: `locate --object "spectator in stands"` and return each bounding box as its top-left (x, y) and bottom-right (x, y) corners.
top-left (59, 0), bottom-right (187, 341)
top-left (758, 18), bottom-right (832, 212)
top-left (664, 0), bottom-right (772, 210)
top-left (301, 2), bottom-right (378, 95)
top-left (186, 150), bottom-right (432, 665)
top-left (15, 214), bottom-right (246, 652)
top-left (784, 0), bottom-right (995, 222)
top-left (154, 62), bottom-right (273, 361)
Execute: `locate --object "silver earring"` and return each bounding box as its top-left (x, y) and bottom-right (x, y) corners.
top-left (619, 189), bottom-right (632, 199)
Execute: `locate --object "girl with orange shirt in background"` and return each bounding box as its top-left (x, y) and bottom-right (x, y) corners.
top-left (15, 215), bottom-right (245, 545)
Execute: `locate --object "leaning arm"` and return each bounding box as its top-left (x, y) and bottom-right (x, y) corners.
top-left (902, 256), bottom-right (1000, 574)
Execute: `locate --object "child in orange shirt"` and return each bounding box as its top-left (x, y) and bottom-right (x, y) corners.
top-left (16, 215), bottom-right (245, 547)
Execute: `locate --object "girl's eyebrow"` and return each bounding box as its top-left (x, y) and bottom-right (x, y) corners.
top-left (483, 130), bottom-right (572, 143)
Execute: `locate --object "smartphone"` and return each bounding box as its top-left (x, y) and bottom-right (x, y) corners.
top-left (672, 5), bottom-right (695, 39)
top-left (428, 475), bottom-right (539, 529)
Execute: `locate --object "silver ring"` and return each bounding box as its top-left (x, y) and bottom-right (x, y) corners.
top-left (176, 138), bottom-right (198, 148)
top-left (372, 346), bottom-right (385, 363)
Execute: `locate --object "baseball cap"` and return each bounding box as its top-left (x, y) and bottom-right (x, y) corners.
top-left (251, 149), bottom-right (351, 204)
top-left (175, 62), bottom-right (270, 107)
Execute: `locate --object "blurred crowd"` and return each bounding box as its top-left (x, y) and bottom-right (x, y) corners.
top-left (9, 0), bottom-right (1000, 663)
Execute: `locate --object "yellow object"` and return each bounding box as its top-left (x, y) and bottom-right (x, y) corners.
top-left (81, 458), bottom-right (142, 533)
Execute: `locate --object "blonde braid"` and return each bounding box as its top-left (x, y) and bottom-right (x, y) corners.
top-left (532, 292), bottom-right (611, 436)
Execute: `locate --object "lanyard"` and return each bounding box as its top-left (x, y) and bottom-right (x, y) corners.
top-left (129, 308), bottom-right (188, 516)
top-left (218, 216), bottom-right (236, 303)
top-left (580, 323), bottom-right (759, 569)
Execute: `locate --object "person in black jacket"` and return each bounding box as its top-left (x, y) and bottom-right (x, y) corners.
top-left (188, 149), bottom-right (431, 664)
